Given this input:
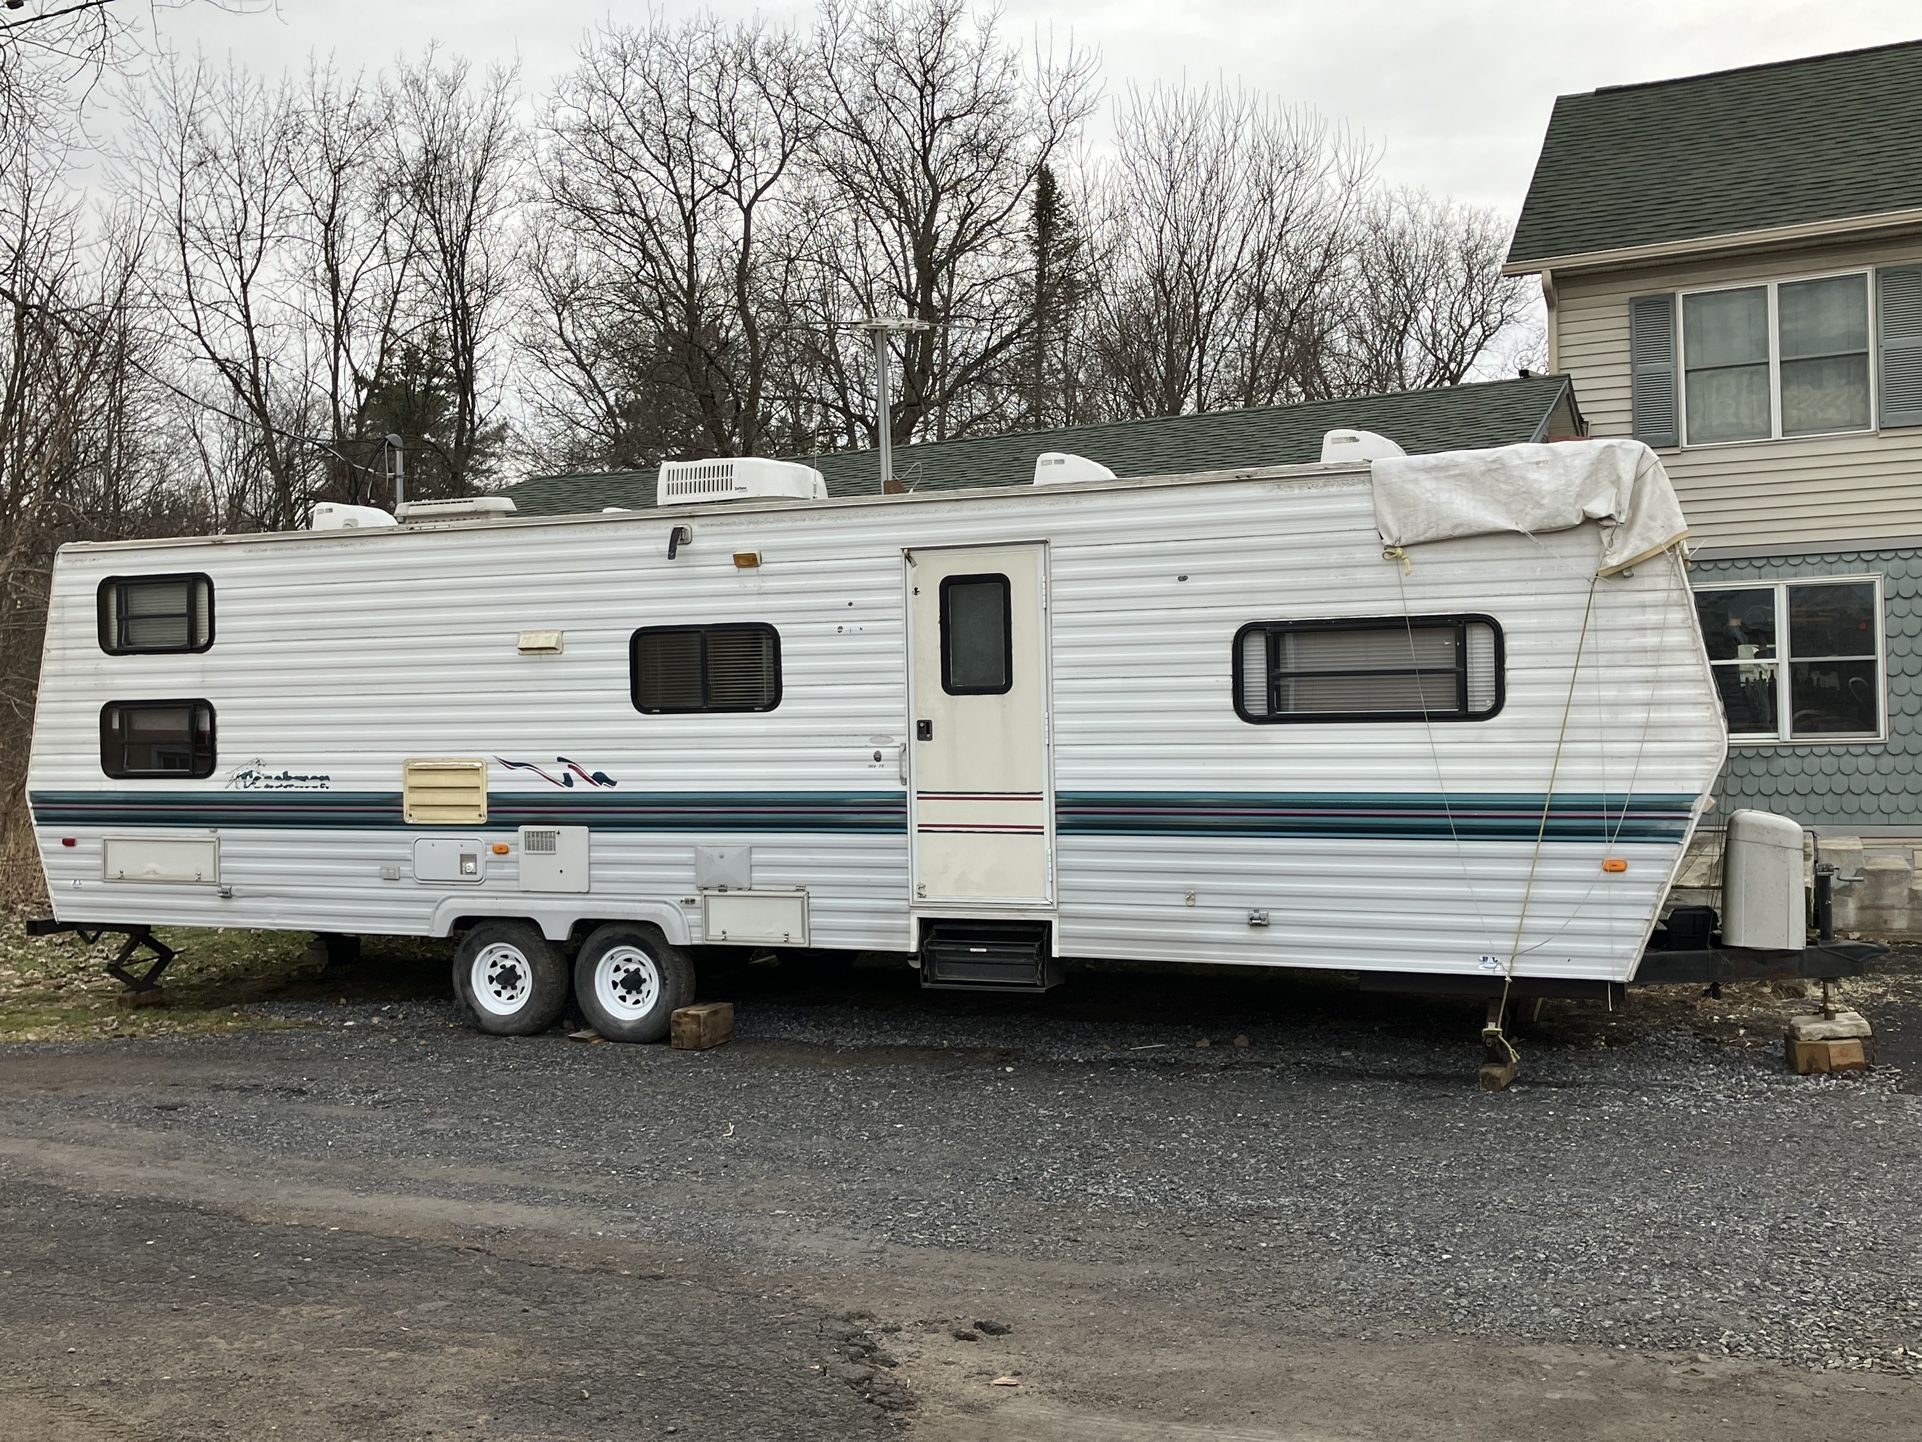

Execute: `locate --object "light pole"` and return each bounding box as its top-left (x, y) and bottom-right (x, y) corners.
top-left (858, 316), bottom-right (932, 491)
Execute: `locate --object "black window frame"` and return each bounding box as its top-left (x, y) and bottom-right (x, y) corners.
top-left (99, 699), bottom-right (218, 779)
top-left (1232, 614), bottom-right (1505, 725)
top-left (629, 623), bottom-right (782, 715)
top-left (938, 572), bottom-right (1014, 696)
top-left (97, 573), bottom-right (215, 655)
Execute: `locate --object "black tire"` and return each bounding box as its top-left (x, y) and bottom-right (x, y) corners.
top-left (573, 923), bottom-right (695, 1043)
top-left (452, 921), bottom-right (570, 1036)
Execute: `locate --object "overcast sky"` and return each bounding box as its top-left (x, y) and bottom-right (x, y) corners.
top-left (150, 0), bottom-right (1920, 220)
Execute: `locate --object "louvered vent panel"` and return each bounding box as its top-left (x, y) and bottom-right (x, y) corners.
top-left (403, 758), bottom-right (488, 825)
top-left (523, 828), bottom-right (560, 855)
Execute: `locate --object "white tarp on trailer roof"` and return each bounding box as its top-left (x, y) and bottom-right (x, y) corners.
top-left (1370, 438), bottom-right (1687, 577)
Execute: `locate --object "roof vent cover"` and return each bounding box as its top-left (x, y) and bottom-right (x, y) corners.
top-left (1319, 429), bottom-right (1406, 464)
top-left (657, 457), bottom-right (828, 506)
top-left (1032, 452), bottom-right (1117, 485)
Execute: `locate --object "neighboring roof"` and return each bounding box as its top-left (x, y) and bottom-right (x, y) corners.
top-left (1508, 40), bottom-right (1922, 268)
top-left (504, 374), bottom-right (1578, 517)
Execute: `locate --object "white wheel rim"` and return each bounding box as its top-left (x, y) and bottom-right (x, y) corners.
top-left (594, 946), bottom-right (662, 1022)
top-left (471, 942), bottom-right (534, 1017)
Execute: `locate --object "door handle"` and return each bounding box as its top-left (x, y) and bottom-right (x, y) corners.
top-left (916, 719), bottom-right (933, 740)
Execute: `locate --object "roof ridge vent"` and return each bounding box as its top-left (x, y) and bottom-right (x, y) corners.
top-left (657, 457), bottom-right (828, 506)
top-left (395, 496), bottom-right (517, 523)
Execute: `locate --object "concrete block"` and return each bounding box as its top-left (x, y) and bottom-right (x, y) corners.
top-left (1786, 1010), bottom-right (1873, 1042)
top-left (671, 1001), bottom-right (734, 1051)
top-left (1856, 855), bottom-right (1913, 934)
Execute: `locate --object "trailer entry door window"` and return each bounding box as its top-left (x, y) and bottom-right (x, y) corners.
top-left (98, 574), bottom-right (214, 654)
top-left (1235, 616), bottom-right (1503, 723)
top-left (100, 700), bottom-right (217, 778)
top-left (631, 624), bottom-right (781, 713)
top-left (939, 574), bottom-right (1012, 695)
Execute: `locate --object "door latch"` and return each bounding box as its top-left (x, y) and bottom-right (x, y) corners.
top-left (916, 719), bottom-right (933, 740)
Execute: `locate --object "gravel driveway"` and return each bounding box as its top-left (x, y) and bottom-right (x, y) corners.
top-left (2, 951), bottom-right (1919, 1439)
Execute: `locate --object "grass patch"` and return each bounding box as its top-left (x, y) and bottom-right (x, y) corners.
top-left (0, 914), bottom-right (446, 1043)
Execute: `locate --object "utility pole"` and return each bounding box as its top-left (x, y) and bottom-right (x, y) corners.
top-left (858, 316), bottom-right (932, 492)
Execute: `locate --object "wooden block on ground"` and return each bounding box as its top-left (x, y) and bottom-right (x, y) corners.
top-left (1787, 1037), bottom-right (1872, 1074)
top-left (671, 1002), bottom-right (734, 1051)
top-left (1478, 1060), bottom-right (1517, 1092)
top-left (112, 990), bottom-right (169, 1010)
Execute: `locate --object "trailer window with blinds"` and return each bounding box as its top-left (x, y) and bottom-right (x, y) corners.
top-left (1234, 616), bottom-right (1503, 724)
top-left (98, 574), bottom-right (214, 654)
top-left (630, 624), bottom-right (781, 713)
top-left (100, 700), bottom-right (216, 777)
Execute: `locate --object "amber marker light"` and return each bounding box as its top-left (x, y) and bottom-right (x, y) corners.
top-left (491, 843), bottom-right (510, 855)
top-left (1601, 858), bottom-right (1628, 873)
top-left (733, 551), bottom-right (762, 568)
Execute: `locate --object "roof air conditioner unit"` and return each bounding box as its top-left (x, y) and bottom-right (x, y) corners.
top-left (657, 457), bottom-right (828, 506)
top-left (395, 496), bottom-right (518, 523)
top-left (309, 502), bottom-right (399, 531)
top-left (1320, 428), bottom-right (1406, 464)
top-left (1033, 452), bottom-right (1116, 485)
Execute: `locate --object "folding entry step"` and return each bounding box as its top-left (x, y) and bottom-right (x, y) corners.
top-left (919, 920), bottom-right (1061, 992)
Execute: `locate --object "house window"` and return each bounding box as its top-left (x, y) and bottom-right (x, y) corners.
top-left (1234, 616), bottom-right (1503, 724)
top-left (98, 574), bottom-right (214, 654)
top-left (939, 574), bottom-right (1012, 695)
top-left (100, 700), bottom-right (217, 778)
top-left (1681, 272), bottom-right (1873, 444)
top-left (1693, 578), bottom-right (1882, 742)
top-left (630, 624), bottom-right (781, 713)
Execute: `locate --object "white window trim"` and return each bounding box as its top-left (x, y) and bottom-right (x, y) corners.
top-left (1693, 574), bottom-right (1887, 746)
top-left (1677, 267), bottom-right (1877, 448)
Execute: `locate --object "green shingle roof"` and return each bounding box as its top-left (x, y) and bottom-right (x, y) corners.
top-left (1508, 39), bottom-right (1922, 267)
top-left (504, 374), bottom-right (1576, 517)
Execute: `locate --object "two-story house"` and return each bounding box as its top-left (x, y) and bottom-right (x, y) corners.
top-left (1506, 40), bottom-right (1922, 867)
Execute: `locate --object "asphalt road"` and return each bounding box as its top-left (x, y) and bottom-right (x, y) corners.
top-left (2, 954), bottom-right (1919, 1440)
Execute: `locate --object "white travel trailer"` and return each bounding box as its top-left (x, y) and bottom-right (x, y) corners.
top-left (25, 437), bottom-right (1874, 1062)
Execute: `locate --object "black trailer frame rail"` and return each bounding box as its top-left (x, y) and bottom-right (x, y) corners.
top-left (24, 918), bottom-right (179, 993)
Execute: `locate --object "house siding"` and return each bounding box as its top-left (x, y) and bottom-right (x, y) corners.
top-left (1690, 546), bottom-right (1922, 833)
top-left (1551, 234), bottom-right (1922, 550)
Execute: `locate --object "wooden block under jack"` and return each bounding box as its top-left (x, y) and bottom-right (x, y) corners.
top-left (671, 1001), bottom-right (735, 1051)
top-left (1787, 1037), bottom-right (1871, 1074)
top-left (1478, 1060), bottom-right (1518, 1092)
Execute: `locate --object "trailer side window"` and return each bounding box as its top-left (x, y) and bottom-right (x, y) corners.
top-left (1234, 616), bottom-right (1503, 723)
top-left (98, 574), bottom-right (214, 654)
top-left (939, 574), bottom-right (1012, 695)
top-left (100, 700), bottom-right (217, 778)
top-left (630, 624), bottom-right (781, 713)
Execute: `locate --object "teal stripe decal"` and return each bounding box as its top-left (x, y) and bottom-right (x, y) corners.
top-left (31, 789), bottom-right (1695, 843)
top-left (1056, 792), bottom-right (1695, 844)
top-left (27, 789), bottom-right (907, 833)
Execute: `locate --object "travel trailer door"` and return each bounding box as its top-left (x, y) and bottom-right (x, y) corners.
top-left (904, 544), bottom-right (1054, 907)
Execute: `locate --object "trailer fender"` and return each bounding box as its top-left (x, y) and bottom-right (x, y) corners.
top-left (430, 899), bottom-right (691, 948)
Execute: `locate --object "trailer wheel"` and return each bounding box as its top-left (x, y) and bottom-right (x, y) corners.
top-left (452, 921), bottom-right (569, 1036)
top-left (573, 924), bottom-right (693, 1043)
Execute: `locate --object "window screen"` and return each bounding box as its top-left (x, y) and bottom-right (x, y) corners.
top-left (100, 700), bottom-right (216, 778)
top-left (939, 574), bottom-right (1012, 695)
top-left (98, 574), bottom-right (214, 654)
top-left (630, 624), bottom-right (780, 713)
top-left (1235, 616), bottom-right (1502, 723)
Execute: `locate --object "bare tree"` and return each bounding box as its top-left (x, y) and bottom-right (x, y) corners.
top-left (386, 49), bottom-right (525, 492)
top-left (791, 0), bottom-right (1097, 448)
top-left (1085, 82), bottom-right (1372, 420)
top-left (531, 12), bottom-right (816, 465)
top-left (119, 56), bottom-right (319, 530)
top-left (1339, 188), bottom-right (1531, 393)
